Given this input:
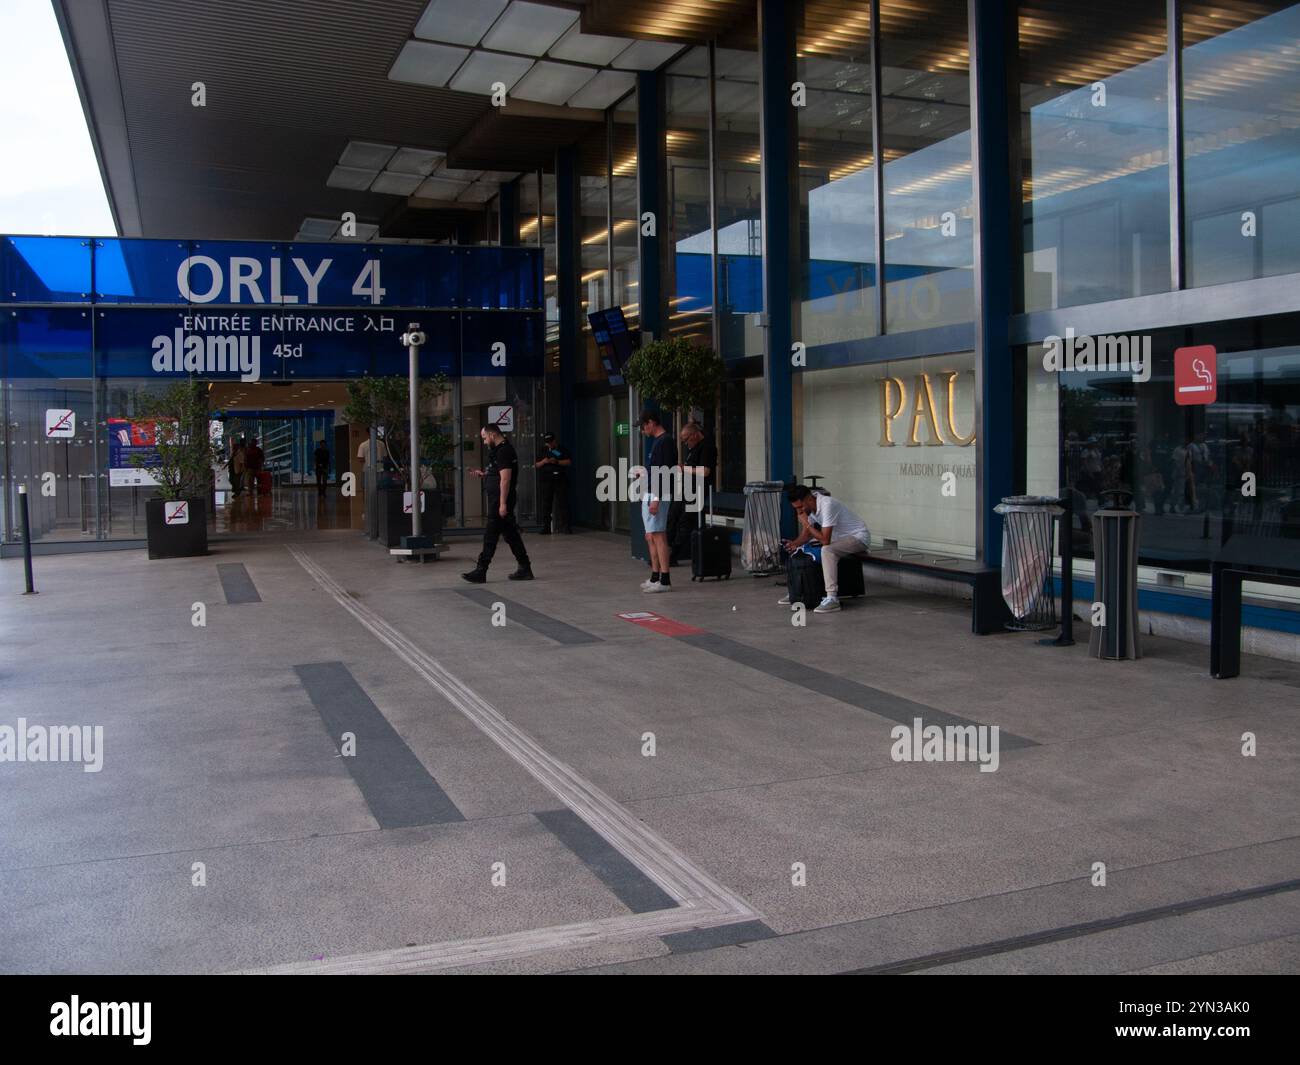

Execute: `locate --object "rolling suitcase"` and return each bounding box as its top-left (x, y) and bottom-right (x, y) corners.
top-left (258, 470), bottom-right (272, 494)
top-left (690, 488), bottom-right (731, 581)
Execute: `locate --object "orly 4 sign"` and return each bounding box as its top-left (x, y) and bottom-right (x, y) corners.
top-left (175, 255), bottom-right (385, 305)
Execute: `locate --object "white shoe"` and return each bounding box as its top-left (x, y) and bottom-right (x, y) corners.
top-left (645, 581), bottom-right (671, 592)
top-left (814, 596), bottom-right (840, 613)
top-left (640, 578), bottom-right (655, 589)
top-left (777, 594), bottom-right (791, 606)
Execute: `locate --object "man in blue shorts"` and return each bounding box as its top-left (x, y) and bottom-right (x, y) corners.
top-left (638, 410), bottom-right (677, 593)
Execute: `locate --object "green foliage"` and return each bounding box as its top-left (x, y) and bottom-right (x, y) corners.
top-left (621, 338), bottom-right (725, 417)
top-left (344, 373), bottom-right (454, 481)
top-left (129, 379), bottom-right (224, 501)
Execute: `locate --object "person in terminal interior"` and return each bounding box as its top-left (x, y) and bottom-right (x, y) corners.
top-left (534, 431), bottom-right (572, 534)
top-left (779, 485), bottom-right (872, 614)
top-left (243, 437), bottom-right (264, 494)
top-left (313, 440), bottom-right (330, 496)
top-left (228, 438), bottom-right (246, 495)
top-left (463, 424), bottom-right (533, 584)
top-left (638, 410), bottom-right (677, 592)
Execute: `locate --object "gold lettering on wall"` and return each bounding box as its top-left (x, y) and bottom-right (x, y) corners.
top-left (878, 377), bottom-right (905, 446)
top-left (878, 370), bottom-right (976, 448)
top-left (906, 372), bottom-right (943, 446)
top-left (936, 370), bottom-right (976, 446)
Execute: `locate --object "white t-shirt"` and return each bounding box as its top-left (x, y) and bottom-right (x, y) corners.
top-left (813, 495), bottom-right (871, 548)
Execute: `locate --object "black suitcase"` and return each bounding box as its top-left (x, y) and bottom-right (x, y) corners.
top-left (690, 488), bottom-right (731, 581)
top-left (786, 550), bottom-right (866, 606)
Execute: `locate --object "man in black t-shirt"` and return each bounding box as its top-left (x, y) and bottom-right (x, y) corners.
top-left (534, 431), bottom-right (572, 534)
top-left (463, 425), bottom-right (533, 583)
top-left (668, 420), bottom-right (717, 563)
top-left (638, 410), bottom-right (677, 592)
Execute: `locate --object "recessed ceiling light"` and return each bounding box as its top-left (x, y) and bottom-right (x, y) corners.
top-left (482, 1), bottom-right (577, 56)
top-left (327, 165), bottom-right (378, 191)
top-left (370, 172), bottom-right (424, 196)
top-left (548, 23), bottom-right (631, 66)
top-left (611, 40), bottom-right (680, 71)
top-left (414, 0), bottom-right (507, 47)
top-left (512, 61), bottom-right (596, 106)
top-left (448, 51), bottom-right (533, 95)
top-left (567, 69), bottom-right (636, 110)
top-left (340, 141), bottom-right (397, 170)
top-left (415, 176), bottom-right (470, 200)
top-left (389, 39), bottom-right (471, 88)
top-left (387, 147), bottom-right (446, 176)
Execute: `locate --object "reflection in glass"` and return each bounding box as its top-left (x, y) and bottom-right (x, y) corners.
top-left (666, 47), bottom-right (714, 346)
top-left (1183, 2), bottom-right (1300, 287)
top-left (881, 0), bottom-right (973, 332)
top-left (1019, 0), bottom-right (1169, 311)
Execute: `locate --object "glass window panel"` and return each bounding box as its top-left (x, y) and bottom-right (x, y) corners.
top-left (666, 47), bottom-right (713, 347)
top-left (1184, 2), bottom-right (1300, 287)
top-left (881, 0), bottom-right (973, 333)
top-left (715, 45), bottom-right (762, 360)
top-left (1019, 0), bottom-right (1170, 312)
top-left (798, 1), bottom-right (877, 348)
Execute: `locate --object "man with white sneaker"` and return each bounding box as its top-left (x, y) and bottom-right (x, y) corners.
top-left (779, 485), bottom-right (871, 613)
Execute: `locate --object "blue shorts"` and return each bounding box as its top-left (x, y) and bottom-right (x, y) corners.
top-left (642, 497), bottom-right (669, 533)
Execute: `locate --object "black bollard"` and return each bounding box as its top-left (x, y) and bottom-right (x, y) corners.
top-left (18, 483), bottom-right (36, 595)
top-left (1055, 494), bottom-right (1073, 646)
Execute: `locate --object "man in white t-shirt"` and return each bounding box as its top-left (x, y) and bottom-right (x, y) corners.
top-left (780, 485), bottom-right (871, 613)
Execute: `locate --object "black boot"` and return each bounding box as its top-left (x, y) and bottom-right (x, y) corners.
top-left (508, 564), bottom-right (534, 581)
top-left (461, 568), bottom-right (487, 583)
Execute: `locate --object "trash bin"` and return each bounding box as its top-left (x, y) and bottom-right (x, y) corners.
top-left (994, 495), bottom-right (1064, 631)
top-left (1089, 490), bottom-right (1142, 660)
top-left (742, 480), bottom-right (786, 574)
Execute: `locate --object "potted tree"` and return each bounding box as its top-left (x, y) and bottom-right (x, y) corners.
top-left (621, 337), bottom-right (726, 426)
top-left (344, 373), bottom-right (454, 547)
top-left (131, 379), bottom-right (222, 560)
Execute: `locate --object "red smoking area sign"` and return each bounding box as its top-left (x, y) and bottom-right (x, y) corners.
top-left (1174, 345), bottom-right (1217, 406)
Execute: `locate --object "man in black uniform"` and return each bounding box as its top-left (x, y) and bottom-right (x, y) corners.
top-left (668, 420), bottom-right (717, 563)
top-left (463, 424), bottom-right (534, 583)
top-left (534, 431), bottom-right (572, 534)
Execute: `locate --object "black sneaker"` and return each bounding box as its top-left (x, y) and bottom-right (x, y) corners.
top-left (461, 569), bottom-right (487, 584)
top-left (508, 565), bottom-right (534, 581)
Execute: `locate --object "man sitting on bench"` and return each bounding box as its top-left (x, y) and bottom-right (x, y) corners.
top-left (780, 485), bottom-right (872, 613)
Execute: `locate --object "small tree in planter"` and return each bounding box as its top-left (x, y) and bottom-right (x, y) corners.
top-left (344, 373), bottom-right (454, 544)
top-left (621, 337), bottom-right (725, 425)
top-left (131, 379), bottom-right (223, 559)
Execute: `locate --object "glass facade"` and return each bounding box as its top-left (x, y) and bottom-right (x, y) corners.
top-left (1183, 2), bottom-right (1300, 287)
top-left (1019, 0), bottom-right (1170, 312)
top-left (666, 47), bottom-right (714, 346)
top-left (0, 236), bottom-right (545, 544)
top-left (881, 0), bottom-right (973, 332)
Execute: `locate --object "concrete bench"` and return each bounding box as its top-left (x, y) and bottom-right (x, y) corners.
top-left (859, 547), bottom-right (1013, 635)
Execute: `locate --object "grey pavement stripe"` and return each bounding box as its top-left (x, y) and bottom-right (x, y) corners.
top-left (843, 877), bottom-right (1300, 974)
top-left (661, 919), bottom-right (778, 955)
top-left (217, 563), bottom-right (261, 604)
top-left (534, 808), bottom-right (677, 914)
top-left (294, 661), bottom-right (465, 829)
top-left (254, 547), bottom-right (760, 974)
top-left (455, 588), bottom-right (603, 645)
top-left (676, 632), bottom-right (1037, 750)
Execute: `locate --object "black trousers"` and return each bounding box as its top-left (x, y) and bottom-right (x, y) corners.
top-left (666, 499), bottom-right (690, 559)
top-left (539, 476), bottom-right (569, 532)
top-left (315, 467), bottom-right (328, 493)
top-left (477, 503), bottom-right (530, 570)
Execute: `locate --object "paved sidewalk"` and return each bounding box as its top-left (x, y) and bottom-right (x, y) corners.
top-left (1, 529), bottom-right (1296, 974)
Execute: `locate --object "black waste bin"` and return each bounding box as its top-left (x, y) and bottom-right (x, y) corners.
top-left (1089, 490), bottom-right (1142, 660)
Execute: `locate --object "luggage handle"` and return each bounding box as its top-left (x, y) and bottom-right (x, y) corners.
top-left (697, 483), bottom-right (713, 529)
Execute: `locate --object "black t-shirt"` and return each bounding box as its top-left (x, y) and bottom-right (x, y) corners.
top-left (541, 443), bottom-right (570, 478)
top-left (313, 446), bottom-right (330, 470)
top-left (647, 432), bottom-right (678, 501)
top-left (683, 437), bottom-right (716, 483)
top-left (485, 439), bottom-right (519, 509)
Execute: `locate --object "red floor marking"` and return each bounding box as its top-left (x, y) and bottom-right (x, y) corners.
top-left (616, 611), bottom-right (707, 637)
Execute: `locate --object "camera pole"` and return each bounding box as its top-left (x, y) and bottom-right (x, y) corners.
top-left (401, 323), bottom-right (424, 540)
